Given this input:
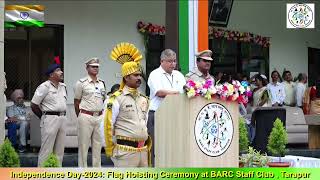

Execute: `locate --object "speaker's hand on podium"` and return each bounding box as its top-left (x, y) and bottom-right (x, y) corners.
top-left (168, 91), bottom-right (179, 95)
top-left (155, 90), bottom-right (179, 98)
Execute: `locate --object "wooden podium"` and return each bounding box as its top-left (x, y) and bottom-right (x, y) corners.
top-left (155, 95), bottom-right (239, 167)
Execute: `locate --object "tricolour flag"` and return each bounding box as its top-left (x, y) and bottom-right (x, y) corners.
top-left (5, 5), bottom-right (44, 28)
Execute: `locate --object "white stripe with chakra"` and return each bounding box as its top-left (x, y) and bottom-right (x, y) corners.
top-left (5, 9), bottom-right (44, 22)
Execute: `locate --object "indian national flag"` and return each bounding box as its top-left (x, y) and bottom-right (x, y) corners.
top-left (5, 5), bottom-right (44, 28)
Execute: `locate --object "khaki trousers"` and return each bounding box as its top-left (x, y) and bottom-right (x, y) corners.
top-left (38, 115), bottom-right (66, 167)
top-left (111, 146), bottom-right (148, 167)
top-left (78, 113), bottom-right (102, 167)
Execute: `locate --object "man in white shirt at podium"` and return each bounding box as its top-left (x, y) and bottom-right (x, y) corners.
top-left (147, 49), bottom-right (186, 165)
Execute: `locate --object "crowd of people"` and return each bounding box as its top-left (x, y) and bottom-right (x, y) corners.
top-left (2, 42), bottom-right (320, 167)
top-left (211, 69), bottom-right (319, 114)
top-left (230, 70), bottom-right (319, 143)
top-left (249, 70), bottom-right (319, 114)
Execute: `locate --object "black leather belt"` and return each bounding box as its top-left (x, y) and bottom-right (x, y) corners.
top-left (43, 111), bottom-right (66, 116)
top-left (116, 139), bottom-right (145, 148)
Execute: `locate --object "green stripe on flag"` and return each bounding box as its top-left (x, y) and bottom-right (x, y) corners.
top-left (179, 0), bottom-right (189, 75)
top-left (4, 20), bottom-right (44, 28)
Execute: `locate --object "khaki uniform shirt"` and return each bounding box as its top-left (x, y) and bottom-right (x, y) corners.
top-left (111, 86), bottom-right (149, 141)
top-left (185, 68), bottom-right (215, 83)
top-left (31, 80), bottom-right (67, 112)
top-left (74, 76), bottom-right (106, 112)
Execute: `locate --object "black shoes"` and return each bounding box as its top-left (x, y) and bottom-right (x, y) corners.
top-left (18, 146), bottom-right (27, 153)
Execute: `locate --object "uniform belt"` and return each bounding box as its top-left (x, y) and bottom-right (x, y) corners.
top-left (80, 109), bottom-right (102, 116)
top-left (43, 111), bottom-right (66, 116)
top-left (116, 139), bottom-right (145, 148)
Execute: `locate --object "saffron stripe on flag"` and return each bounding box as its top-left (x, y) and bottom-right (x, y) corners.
top-left (5, 5), bottom-right (44, 11)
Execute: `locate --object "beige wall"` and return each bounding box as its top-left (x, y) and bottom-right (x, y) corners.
top-left (228, 0), bottom-right (320, 78)
top-left (7, 1), bottom-right (166, 104)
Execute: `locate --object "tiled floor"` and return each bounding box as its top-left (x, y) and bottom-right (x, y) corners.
top-left (19, 150), bottom-right (113, 167)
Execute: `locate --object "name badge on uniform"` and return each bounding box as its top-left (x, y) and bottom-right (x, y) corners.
top-left (94, 87), bottom-right (102, 98)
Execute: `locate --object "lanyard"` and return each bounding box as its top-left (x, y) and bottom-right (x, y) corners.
top-left (164, 73), bottom-right (174, 88)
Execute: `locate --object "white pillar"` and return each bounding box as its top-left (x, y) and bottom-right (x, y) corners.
top-left (188, 0), bottom-right (198, 72)
top-left (0, 0), bottom-right (5, 144)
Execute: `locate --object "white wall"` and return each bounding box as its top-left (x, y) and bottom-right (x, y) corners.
top-left (227, 0), bottom-right (320, 78)
top-left (8, 1), bottom-right (166, 103)
top-left (1, 1), bottom-right (5, 143)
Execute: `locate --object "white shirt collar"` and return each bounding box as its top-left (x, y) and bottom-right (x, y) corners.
top-left (271, 81), bottom-right (281, 86)
top-left (159, 66), bottom-right (173, 76)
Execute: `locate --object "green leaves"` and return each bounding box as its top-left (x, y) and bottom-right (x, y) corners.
top-left (267, 118), bottom-right (288, 157)
top-left (0, 139), bottom-right (20, 167)
top-left (42, 153), bottom-right (60, 167)
top-left (240, 147), bottom-right (270, 167)
top-left (239, 117), bottom-right (249, 153)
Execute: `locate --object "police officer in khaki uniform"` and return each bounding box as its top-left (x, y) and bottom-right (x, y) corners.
top-left (74, 58), bottom-right (106, 167)
top-left (103, 43), bottom-right (151, 167)
top-left (185, 50), bottom-right (215, 83)
top-left (31, 64), bottom-right (67, 167)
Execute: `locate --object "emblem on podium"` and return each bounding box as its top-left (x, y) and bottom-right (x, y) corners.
top-left (195, 103), bottom-right (234, 157)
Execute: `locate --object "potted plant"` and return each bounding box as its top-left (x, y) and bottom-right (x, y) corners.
top-left (0, 139), bottom-right (20, 167)
top-left (239, 117), bottom-right (249, 167)
top-left (239, 146), bottom-right (270, 167)
top-left (239, 117), bottom-right (249, 153)
top-left (267, 118), bottom-right (290, 167)
top-left (42, 153), bottom-right (60, 167)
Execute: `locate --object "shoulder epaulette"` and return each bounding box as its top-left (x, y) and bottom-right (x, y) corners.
top-left (43, 81), bottom-right (50, 87)
top-left (112, 90), bottom-right (122, 97)
top-left (79, 77), bottom-right (87, 83)
top-left (107, 90), bottom-right (122, 109)
top-left (185, 71), bottom-right (195, 77)
top-left (98, 78), bottom-right (105, 82)
top-left (140, 93), bottom-right (149, 100)
top-left (59, 83), bottom-right (67, 95)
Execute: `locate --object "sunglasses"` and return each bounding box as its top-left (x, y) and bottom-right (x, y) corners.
top-left (89, 66), bottom-right (99, 68)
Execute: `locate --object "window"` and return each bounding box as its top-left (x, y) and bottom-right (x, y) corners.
top-left (4, 25), bottom-right (64, 100)
top-left (209, 37), bottom-right (269, 79)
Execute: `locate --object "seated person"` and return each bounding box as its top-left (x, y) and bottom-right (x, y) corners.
top-left (6, 89), bottom-right (30, 152)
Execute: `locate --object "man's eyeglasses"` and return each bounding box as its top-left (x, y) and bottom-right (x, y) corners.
top-left (164, 59), bottom-right (177, 64)
top-left (90, 66), bottom-right (99, 68)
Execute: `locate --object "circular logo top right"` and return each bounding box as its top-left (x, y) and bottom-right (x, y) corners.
top-left (288, 4), bottom-right (313, 28)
